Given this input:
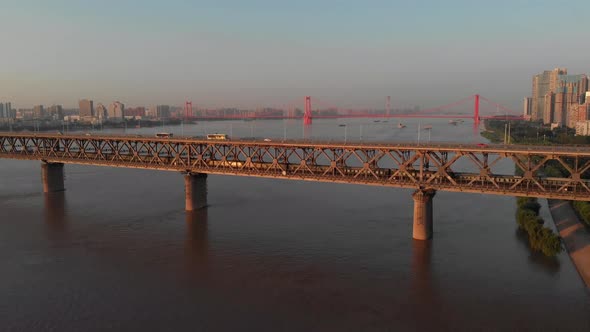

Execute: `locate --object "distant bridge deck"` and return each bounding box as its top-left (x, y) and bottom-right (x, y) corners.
top-left (1, 132), bottom-right (590, 200)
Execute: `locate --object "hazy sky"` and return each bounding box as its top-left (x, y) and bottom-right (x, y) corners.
top-left (1, 0), bottom-right (589, 110)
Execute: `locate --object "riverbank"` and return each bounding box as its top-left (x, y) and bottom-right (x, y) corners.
top-left (547, 199), bottom-right (590, 288)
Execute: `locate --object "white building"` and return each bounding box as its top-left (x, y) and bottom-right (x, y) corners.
top-left (146, 106), bottom-right (157, 118)
top-left (64, 115), bottom-right (81, 122)
top-left (575, 121), bottom-right (590, 136)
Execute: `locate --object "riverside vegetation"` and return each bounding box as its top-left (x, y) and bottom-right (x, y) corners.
top-left (484, 120), bottom-right (590, 228)
top-left (482, 119), bottom-right (583, 256)
top-left (516, 197), bottom-right (562, 256)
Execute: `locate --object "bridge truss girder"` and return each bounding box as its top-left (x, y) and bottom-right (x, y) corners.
top-left (2, 134), bottom-right (590, 201)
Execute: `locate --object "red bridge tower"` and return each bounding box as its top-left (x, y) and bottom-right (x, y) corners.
top-left (474, 94), bottom-right (480, 125)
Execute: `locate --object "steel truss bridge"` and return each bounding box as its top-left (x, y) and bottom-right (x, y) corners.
top-left (2, 132), bottom-right (590, 201)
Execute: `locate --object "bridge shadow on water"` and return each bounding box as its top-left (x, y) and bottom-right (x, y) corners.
top-left (43, 191), bottom-right (69, 235)
top-left (410, 239), bottom-right (434, 295)
top-left (405, 240), bottom-right (444, 326)
top-left (184, 208), bottom-right (210, 277)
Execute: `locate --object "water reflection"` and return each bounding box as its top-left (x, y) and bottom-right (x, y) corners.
top-left (43, 192), bottom-right (68, 233)
top-left (303, 124), bottom-right (312, 139)
top-left (472, 122), bottom-right (481, 142)
top-left (405, 240), bottom-right (444, 330)
top-left (184, 209), bottom-right (210, 277)
top-left (514, 229), bottom-right (560, 274)
top-left (410, 239), bottom-right (434, 297)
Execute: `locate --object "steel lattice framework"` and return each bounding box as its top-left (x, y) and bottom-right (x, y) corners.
top-left (2, 132), bottom-right (590, 200)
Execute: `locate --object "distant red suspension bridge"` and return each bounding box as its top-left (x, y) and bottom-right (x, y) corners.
top-left (182, 94), bottom-right (523, 123)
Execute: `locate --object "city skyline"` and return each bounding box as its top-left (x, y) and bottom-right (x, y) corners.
top-left (1, 0), bottom-right (589, 109)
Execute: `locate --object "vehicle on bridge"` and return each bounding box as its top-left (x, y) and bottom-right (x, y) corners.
top-left (204, 160), bottom-right (244, 168)
top-left (207, 134), bottom-right (229, 140)
top-left (155, 132), bottom-right (173, 138)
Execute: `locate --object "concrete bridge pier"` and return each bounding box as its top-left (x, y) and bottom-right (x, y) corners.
top-left (412, 189), bottom-right (436, 240)
top-left (41, 162), bottom-right (65, 193)
top-left (184, 173), bottom-right (208, 211)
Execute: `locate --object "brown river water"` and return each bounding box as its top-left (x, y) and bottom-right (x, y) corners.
top-left (1, 119), bottom-right (589, 331)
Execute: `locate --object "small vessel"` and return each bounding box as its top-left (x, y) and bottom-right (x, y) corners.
top-left (338, 124), bottom-right (346, 127)
top-left (374, 120), bottom-right (381, 123)
top-left (448, 120), bottom-right (458, 125)
top-left (398, 123), bottom-right (406, 128)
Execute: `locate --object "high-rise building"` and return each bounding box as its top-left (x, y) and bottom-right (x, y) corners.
top-left (531, 68), bottom-right (567, 122)
top-left (570, 91), bottom-right (590, 128)
top-left (555, 74), bottom-right (588, 126)
top-left (47, 105), bottom-right (64, 120)
top-left (79, 99), bottom-right (94, 117)
top-left (530, 68), bottom-right (589, 125)
top-left (108, 101), bottom-right (125, 120)
top-left (570, 103), bottom-right (590, 128)
top-left (125, 107), bottom-right (145, 117)
top-left (33, 105), bottom-right (45, 119)
top-left (523, 97), bottom-right (532, 120)
top-left (0, 102), bottom-right (12, 118)
top-left (145, 106), bottom-right (156, 118)
top-left (95, 103), bottom-right (108, 120)
top-left (156, 105), bottom-right (171, 118)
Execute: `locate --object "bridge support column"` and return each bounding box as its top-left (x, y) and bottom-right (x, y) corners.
top-left (41, 162), bottom-right (65, 193)
top-left (184, 173), bottom-right (207, 211)
top-left (412, 189), bottom-right (436, 240)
